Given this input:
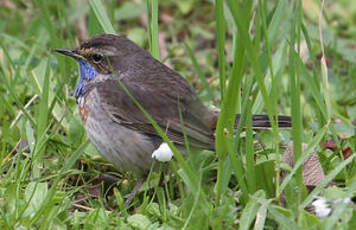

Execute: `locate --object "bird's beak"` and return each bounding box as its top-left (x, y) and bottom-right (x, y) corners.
top-left (54, 49), bottom-right (83, 59)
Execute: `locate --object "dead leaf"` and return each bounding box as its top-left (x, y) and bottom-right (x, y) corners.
top-left (282, 143), bottom-right (325, 188)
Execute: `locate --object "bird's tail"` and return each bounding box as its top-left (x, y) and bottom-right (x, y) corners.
top-left (235, 114), bottom-right (292, 129)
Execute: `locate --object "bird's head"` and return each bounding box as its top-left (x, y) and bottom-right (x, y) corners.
top-left (55, 34), bottom-right (144, 80)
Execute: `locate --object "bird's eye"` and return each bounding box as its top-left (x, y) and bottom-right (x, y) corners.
top-left (92, 54), bottom-right (103, 63)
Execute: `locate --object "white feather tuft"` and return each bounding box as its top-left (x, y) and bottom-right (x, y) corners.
top-left (152, 143), bottom-right (173, 162)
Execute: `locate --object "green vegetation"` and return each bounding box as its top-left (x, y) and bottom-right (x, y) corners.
top-left (0, 0), bottom-right (355, 229)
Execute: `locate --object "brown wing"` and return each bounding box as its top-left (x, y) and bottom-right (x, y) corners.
top-left (88, 74), bottom-right (215, 150)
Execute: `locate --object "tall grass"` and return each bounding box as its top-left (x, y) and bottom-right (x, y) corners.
top-left (0, 0), bottom-right (354, 229)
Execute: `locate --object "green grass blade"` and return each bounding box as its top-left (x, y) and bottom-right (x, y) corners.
top-left (215, 0), bottom-right (226, 98)
top-left (185, 42), bottom-right (215, 102)
top-left (268, 205), bottom-right (301, 230)
top-left (145, 0), bottom-right (153, 50)
top-left (324, 177), bottom-right (356, 230)
top-left (239, 190), bottom-right (265, 230)
top-left (28, 140), bottom-right (90, 226)
top-left (245, 104), bottom-right (256, 194)
top-left (151, 0), bottom-right (160, 59)
top-left (215, 32), bottom-right (247, 205)
top-left (89, 0), bottom-right (116, 34)
top-left (288, 0), bottom-right (305, 203)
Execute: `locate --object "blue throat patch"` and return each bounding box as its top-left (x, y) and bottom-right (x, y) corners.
top-left (74, 59), bottom-right (98, 99)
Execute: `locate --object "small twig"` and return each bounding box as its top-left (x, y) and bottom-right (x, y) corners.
top-left (1, 140), bottom-right (20, 166)
top-left (10, 94), bottom-right (39, 129)
top-left (72, 203), bottom-right (94, 212)
top-left (124, 176), bottom-right (146, 208)
top-left (318, 0), bottom-right (330, 119)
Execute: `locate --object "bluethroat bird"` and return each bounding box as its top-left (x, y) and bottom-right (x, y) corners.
top-left (55, 34), bottom-right (291, 173)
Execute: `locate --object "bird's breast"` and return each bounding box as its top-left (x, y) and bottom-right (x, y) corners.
top-left (77, 95), bottom-right (90, 124)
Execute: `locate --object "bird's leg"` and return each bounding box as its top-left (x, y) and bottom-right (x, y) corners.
top-left (123, 163), bottom-right (167, 208)
top-left (124, 176), bottom-right (146, 208)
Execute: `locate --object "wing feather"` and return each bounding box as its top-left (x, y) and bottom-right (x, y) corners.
top-left (87, 75), bottom-right (215, 150)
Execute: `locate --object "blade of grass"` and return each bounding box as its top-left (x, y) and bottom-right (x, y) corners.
top-left (33, 0), bottom-right (58, 46)
top-left (0, 46), bottom-right (36, 127)
top-left (151, 0), bottom-right (160, 59)
top-left (245, 102), bottom-right (256, 194)
top-left (233, 71), bottom-right (255, 150)
top-left (28, 140), bottom-right (90, 226)
top-left (216, 0), bottom-right (226, 98)
top-left (287, 0), bottom-right (305, 204)
top-left (182, 173), bottom-right (202, 230)
top-left (296, 56), bottom-right (327, 120)
top-left (324, 176), bottom-right (356, 230)
top-left (250, 192), bottom-right (273, 230)
top-left (316, 0), bottom-right (346, 177)
top-left (88, 7), bottom-right (104, 35)
top-left (227, 0), bottom-right (285, 201)
top-left (253, 202), bottom-right (268, 230)
top-left (239, 190), bottom-right (265, 230)
top-left (32, 61), bottom-right (50, 178)
top-left (268, 205), bottom-right (301, 230)
top-left (258, 0), bottom-right (283, 196)
top-left (215, 0), bottom-right (262, 205)
top-left (215, 25), bottom-right (248, 205)
top-left (318, 0), bottom-right (331, 120)
top-left (89, 0), bottom-right (116, 34)
top-left (185, 42), bottom-right (215, 102)
top-left (145, 0), bottom-right (152, 50)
